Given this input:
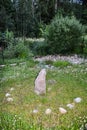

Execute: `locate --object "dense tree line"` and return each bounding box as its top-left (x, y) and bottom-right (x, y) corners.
top-left (0, 0), bottom-right (87, 61)
top-left (0, 0), bottom-right (87, 38)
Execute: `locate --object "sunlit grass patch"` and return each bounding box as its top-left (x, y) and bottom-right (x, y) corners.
top-left (53, 60), bottom-right (71, 67)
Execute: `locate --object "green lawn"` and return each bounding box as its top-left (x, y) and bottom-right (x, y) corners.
top-left (0, 60), bottom-right (87, 130)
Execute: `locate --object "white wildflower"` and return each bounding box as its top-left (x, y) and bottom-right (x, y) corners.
top-left (59, 107), bottom-right (67, 114)
top-left (45, 108), bottom-right (52, 115)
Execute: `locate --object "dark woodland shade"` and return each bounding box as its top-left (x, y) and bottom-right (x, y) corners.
top-left (0, 0), bottom-right (87, 37)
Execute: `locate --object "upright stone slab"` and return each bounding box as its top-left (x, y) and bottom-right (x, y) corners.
top-left (34, 69), bottom-right (46, 95)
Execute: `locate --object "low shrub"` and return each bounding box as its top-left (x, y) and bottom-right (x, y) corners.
top-left (45, 60), bottom-right (53, 65)
top-left (83, 35), bottom-right (87, 55)
top-left (53, 60), bottom-right (71, 67)
top-left (45, 15), bottom-right (85, 54)
top-left (83, 45), bottom-right (87, 56)
top-left (3, 40), bottom-right (33, 59)
top-left (14, 41), bottom-right (33, 58)
top-left (3, 43), bottom-right (15, 58)
top-left (30, 40), bottom-right (47, 56)
top-left (26, 60), bottom-right (39, 68)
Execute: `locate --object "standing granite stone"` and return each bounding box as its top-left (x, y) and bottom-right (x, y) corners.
top-left (34, 69), bottom-right (46, 95)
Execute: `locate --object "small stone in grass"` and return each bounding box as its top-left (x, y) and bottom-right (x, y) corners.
top-left (0, 65), bottom-right (5, 67)
top-left (7, 97), bottom-right (13, 102)
top-left (66, 103), bottom-right (74, 109)
top-left (74, 97), bottom-right (82, 103)
top-left (45, 108), bottom-right (52, 115)
top-left (59, 107), bottom-right (67, 114)
top-left (10, 88), bottom-right (14, 91)
top-left (85, 123), bottom-right (87, 130)
top-left (5, 93), bottom-right (11, 97)
top-left (33, 109), bottom-right (38, 114)
top-left (10, 63), bottom-right (17, 66)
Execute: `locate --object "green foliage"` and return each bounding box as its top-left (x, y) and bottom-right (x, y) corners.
top-left (53, 60), bottom-right (71, 67)
top-left (37, 0), bottom-right (55, 24)
top-left (83, 35), bottom-right (87, 55)
top-left (3, 36), bottom-right (33, 59)
top-left (2, 30), bottom-right (15, 58)
top-left (0, 59), bottom-right (87, 130)
top-left (0, 112), bottom-right (87, 130)
top-left (0, 112), bottom-right (43, 130)
top-left (14, 41), bottom-right (32, 58)
top-left (5, 29), bottom-right (14, 43)
top-left (83, 45), bottom-right (87, 56)
top-left (29, 40), bottom-right (47, 56)
top-left (26, 60), bottom-right (39, 68)
top-left (0, 30), bottom-right (14, 48)
top-left (45, 15), bottom-right (85, 54)
top-left (45, 60), bottom-right (53, 65)
top-left (24, 38), bottom-right (47, 56)
top-left (81, 7), bottom-right (87, 25)
top-left (3, 43), bottom-right (15, 58)
top-left (0, 0), bottom-right (14, 32)
top-left (38, 22), bottom-right (46, 37)
top-left (0, 0), bottom-right (87, 38)
top-left (0, 58), bottom-right (26, 65)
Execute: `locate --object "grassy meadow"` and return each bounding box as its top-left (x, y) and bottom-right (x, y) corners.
top-left (0, 59), bottom-right (87, 130)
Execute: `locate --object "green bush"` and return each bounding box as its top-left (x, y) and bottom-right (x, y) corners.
top-left (45, 60), bottom-right (53, 65)
top-left (4, 40), bottom-right (33, 59)
top-left (82, 35), bottom-right (87, 56)
top-left (1, 30), bottom-right (33, 59)
top-left (53, 60), bottom-right (71, 67)
top-left (5, 29), bottom-right (14, 44)
top-left (30, 40), bottom-right (47, 56)
top-left (14, 41), bottom-right (32, 58)
top-left (45, 15), bottom-right (85, 54)
top-left (3, 43), bottom-right (15, 58)
top-left (26, 60), bottom-right (39, 67)
top-left (2, 30), bottom-right (15, 58)
top-left (83, 46), bottom-right (87, 56)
